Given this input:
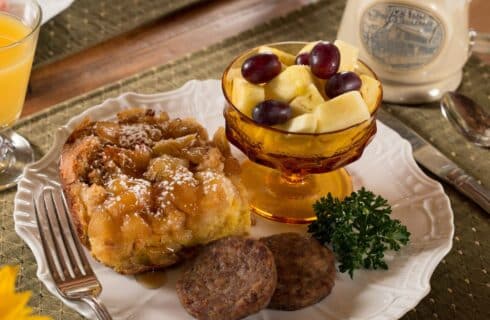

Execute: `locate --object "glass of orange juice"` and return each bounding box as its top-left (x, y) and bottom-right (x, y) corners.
top-left (0, 0), bottom-right (41, 190)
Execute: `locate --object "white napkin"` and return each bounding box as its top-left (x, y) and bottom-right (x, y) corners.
top-left (37, 0), bottom-right (74, 24)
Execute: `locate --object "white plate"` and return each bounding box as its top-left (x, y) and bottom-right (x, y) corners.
top-left (14, 80), bottom-right (454, 320)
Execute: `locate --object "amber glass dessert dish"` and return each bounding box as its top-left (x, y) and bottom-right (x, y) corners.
top-left (222, 42), bottom-right (382, 224)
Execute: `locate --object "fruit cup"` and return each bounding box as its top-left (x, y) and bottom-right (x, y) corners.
top-left (222, 42), bottom-right (382, 224)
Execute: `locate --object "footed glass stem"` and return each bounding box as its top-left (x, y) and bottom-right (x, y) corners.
top-left (241, 161), bottom-right (352, 224)
top-left (0, 130), bottom-right (34, 191)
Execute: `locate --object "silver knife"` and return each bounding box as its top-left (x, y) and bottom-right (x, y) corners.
top-left (377, 109), bottom-right (490, 214)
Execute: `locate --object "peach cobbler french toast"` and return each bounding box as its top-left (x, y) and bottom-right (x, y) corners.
top-left (59, 108), bottom-right (250, 274)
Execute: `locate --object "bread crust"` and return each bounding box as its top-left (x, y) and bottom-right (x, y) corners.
top-left (60, 135), bottom-right (101, 246)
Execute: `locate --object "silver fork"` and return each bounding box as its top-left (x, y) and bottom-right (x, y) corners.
top-left (33, 187), bottom-right (112, 320)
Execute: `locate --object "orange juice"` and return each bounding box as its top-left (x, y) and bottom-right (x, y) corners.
top-left (0, 13), bottom-right (35, 128)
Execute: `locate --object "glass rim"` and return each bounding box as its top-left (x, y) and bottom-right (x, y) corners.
top-left (0, 0), bottom-right (42, 50)
top-left (221, 41), bottom-right (383, 136)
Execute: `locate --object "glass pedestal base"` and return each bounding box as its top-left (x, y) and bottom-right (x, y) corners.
top-left (0, 130), bottom-right (35, 191)
top-left (240, 160), bottom-right (352, 224)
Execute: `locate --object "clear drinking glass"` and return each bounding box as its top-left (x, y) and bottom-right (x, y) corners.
top-left (0, 0), bottom-right (41, 190)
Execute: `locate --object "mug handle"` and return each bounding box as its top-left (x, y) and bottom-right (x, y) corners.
top-left (469, 29), bottom-right (490, 55)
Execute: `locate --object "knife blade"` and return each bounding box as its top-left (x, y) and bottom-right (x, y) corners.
top-left (377, 109), bottom-right (490, 214)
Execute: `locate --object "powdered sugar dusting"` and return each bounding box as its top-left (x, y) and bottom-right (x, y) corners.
top-left (106, 175), bottom-right (151, 209)
top-left (200, 170), bottom-right (221, 194)
top-left (80, 109), bottom-right (240, 223)
top-left (119, 124), bottom-right (161, 147)
top-left (155, 166), bottom-right (199, 216)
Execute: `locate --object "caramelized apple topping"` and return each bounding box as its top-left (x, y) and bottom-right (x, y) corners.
top-left (68, 108), bottom-right (240, 221)
top-left (62, 108), bottom-right (250, 273)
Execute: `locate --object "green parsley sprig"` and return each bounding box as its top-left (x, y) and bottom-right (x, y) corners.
top-left (308, 188), bottom-right (410, 278)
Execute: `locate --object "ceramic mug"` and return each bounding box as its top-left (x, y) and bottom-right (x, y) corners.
top-left (337, 0), bottom-right (490, 104)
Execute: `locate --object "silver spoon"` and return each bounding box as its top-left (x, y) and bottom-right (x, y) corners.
top-left (440, 92), bottom-right (490, 148)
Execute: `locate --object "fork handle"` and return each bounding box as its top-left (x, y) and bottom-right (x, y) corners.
top-left (81, 296), bottom-right (113, 320)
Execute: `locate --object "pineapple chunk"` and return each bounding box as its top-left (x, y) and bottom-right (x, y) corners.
top-left (276, 112), bottom-right (318, 133)
top-left (290, 83), bottom-right (325, 116)
top-left (360, 74), bottom-right (381, 113)
top-left (298, 41), bottom-right (320, 54)
top-left (225, 68), bottom-right (242, 90)
top-left (227, 67), bottom-right (242, 80)
top-left (258, 46), bottom-right (296, 66)
top-left (232, 77), bottom-right (264, 117)
top-left (334, 40), bottom-right (359, 72)
top-left (315, 91), bottom-right (370, 132)
top-left (265, 65), bottom-right (314, 102)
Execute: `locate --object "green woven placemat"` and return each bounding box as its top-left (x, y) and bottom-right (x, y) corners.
top-left (1, 0), bottom-right (489, 319)
top-left (34, 0), bottom-right (208, 67)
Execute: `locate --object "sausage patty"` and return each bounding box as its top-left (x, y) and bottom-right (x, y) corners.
top-left (176, 236), bottom-right (277, 320)
top-left (260, 232), bottom-right (336, 310)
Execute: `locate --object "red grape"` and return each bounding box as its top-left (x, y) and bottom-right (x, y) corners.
top-left (310, 42), bottom-right (340, 79)
top-left (295, 52), bottom-right (310, 65)
top-left (252, 100), bottom-right (292, 125)
top-left (241, 53), bottom-right (281, 84)
top-left (325, 71), bottom-right (362, 98)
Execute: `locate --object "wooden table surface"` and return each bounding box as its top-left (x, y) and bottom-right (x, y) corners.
top-left (22, 0), bottom-right (490, 118)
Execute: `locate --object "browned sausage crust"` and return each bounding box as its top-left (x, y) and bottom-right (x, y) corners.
top-left (176, 236), bottom-right (277, 320)
top-left (260, 232), bottom-right (335, 310)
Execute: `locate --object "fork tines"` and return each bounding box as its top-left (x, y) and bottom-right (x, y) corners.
top-left (33, 187), bottom-right (94, 283)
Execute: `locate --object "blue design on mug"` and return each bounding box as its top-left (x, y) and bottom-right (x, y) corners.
top-left (360, 3), bottom-right (445, 70)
